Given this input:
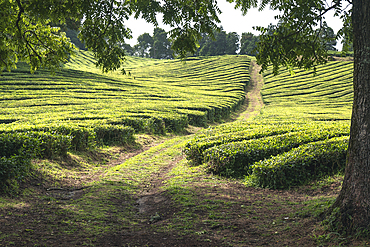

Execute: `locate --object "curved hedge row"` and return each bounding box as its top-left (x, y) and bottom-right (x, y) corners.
top-left (185, 121), bottom-right (349, 178)
top-left (0, 124), bottom-right (135, 189)
top-left (0, 132), bottom-right (40, 188)
top-left (184, 122), bottom-right (314, 165)
top-left (249, 136), bottom-right (348, 189)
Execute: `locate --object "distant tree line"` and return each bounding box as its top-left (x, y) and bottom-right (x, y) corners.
top-left (122, 26), bottom-right (264, 58)
top-left (65, 23), bottom-right (342, 59)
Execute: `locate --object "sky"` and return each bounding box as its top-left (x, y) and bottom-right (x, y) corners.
top-left (125, 0), bottom-right (343, 50)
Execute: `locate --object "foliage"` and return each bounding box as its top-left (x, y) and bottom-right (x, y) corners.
top-left (0, 132), bottom-right (39, 189)
top-left (198, 27), bottom-right (240, 56)
top-left (134, 33), bottom-right (154, 57)
top-left (230, 0), bottom-right (353, 75)
top-left (250, 136), bottom-right (348, 189)
top-left (133, 28), bottom-right (173, 59)
top-left (151, 28), bottom-right (173, 59)
top-left (0, 0), bottom-right (75, 73)
top-left (1, 0), bottom-right (222, 73)
top-left (64, 28), bottom-right (87, 51)
top-left (317, 21), bottom-right (337, 51)
top-left (240, 32), bottom-right (259, 55)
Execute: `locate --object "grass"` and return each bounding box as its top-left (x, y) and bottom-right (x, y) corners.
top-left (1, 55), bottom-right (368, 246)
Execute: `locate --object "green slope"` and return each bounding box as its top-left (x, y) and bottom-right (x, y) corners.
top-left (0, 51), bottom-right (251, 133)
top-left (185, 59), bottom-right (353, 188)
top-left (259, 61), bottom-right (353, 121)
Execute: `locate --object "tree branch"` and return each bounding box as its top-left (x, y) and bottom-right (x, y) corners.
top-left (15, 0), bottom-right (24, 32)
top-left (15, 0), bottom-right (43, 63)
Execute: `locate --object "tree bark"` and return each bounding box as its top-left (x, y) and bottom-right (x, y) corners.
top-left (331, 0), bottom-right (370, 234)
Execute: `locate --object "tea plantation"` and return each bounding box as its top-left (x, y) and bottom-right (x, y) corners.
top-left (0, 52), bottom-right (250, 187)
top-left (185, 60), bottom-right (353, 188)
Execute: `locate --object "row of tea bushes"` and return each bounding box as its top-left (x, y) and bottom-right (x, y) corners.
top-left (0, 124), bottom-right (135, 188)
top-left (249, 136), bottom-right (348, 189)
top-left (184, 121), bottom-right (348, 166)
top-left (1, 53), bottom-right (250, 135)
top-left (0, 123), bottom-right (136, 151)
top-left (183, 121), bottom-right (319, 165)
top-left (184, 121), bottom-right (349, 184)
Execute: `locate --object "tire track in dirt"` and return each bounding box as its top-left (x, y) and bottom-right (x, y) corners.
top-left (95, 60), bottom-right (269, 246)
top-left (133, 59), bottom-right (264, 221)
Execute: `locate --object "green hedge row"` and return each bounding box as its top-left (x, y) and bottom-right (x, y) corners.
top-left (249, 136), bottom-right (348, 189)
top-left (201, 126), bottom-right (349, 178)
top-left (176, 95), bottom-right (245, 127)
top-left (0, 132), bottom-right (40, 187)
top-left (184, 124), bottom-right (303, 165)
top-left (1, 124), bottom-right (136, 150)
top-left (184, 122), bottom-right (349, 168)
top-left (108, 115), bottom-right (187, 134)
top-left (0, 124), bottom-right (135, 188)
top-left (94, 124), bottom-right (135, 146)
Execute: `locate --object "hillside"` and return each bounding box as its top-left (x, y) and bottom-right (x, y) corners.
top-left (0, 51), bottom-right (250, 134)
top-left (1, 56), bottom-right (365, 246)
top-left (260, 60), bottom-right (353, 121)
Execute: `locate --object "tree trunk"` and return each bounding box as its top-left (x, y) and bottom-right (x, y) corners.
top-left (331, 0), bottom-right (370, 234)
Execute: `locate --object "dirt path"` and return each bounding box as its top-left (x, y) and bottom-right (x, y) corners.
top-left (238, 59), bottom-right (264, 121)
top-left (90, 61), bottom-right (336, 246)
top-left (133, 59), bottom-right (265, 222)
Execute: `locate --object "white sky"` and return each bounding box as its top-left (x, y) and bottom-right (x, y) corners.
top-left (125, 0), bottom-right (343, 50)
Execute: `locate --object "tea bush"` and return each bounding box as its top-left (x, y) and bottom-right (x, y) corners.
top-left (0, 132), bottom-right (40, 188)
top-left (250, 136), bottom-right (348, 189)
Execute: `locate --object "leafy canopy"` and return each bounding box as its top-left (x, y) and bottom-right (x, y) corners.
top-left (1, 0), bottom-right (221, 73)
top-left (229, 0), bottom-right (351, 75)
top-left (1, 0), bottom-right (351, 74)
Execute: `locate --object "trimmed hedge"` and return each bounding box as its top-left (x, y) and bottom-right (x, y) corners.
top-left (31, 131), bottom-right (72, 158)
top-left (250, 136), bottom-right (348, 189)
top-left (0, 132), bottom-right (40, 187)
top-left (184, 122), bottom-right (349, 169)
top-left (184, 124), bottom-right (302, 165)
top-left (202, 126), bottom-right (349, 178)
top-left (108, 115), bottom-right (186, 134)
top-left (49, 125), bottom-right (94, 151)
top-left (0, 124), bottom-right (135, 189)
top-left (95, 125), bottom-right (135, 146)
top-left (1, 123), bottom-right (136, 151)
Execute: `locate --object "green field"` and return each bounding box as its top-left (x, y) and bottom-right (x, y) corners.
top-left (259, 60), bottom-right (353, 121)
top-left (185, 60), bottom-right (353, 188)
top-left (0, 54), bottom-right (360, 246)
top-left (0, 51), bottom-right (250, 133)
top-left (0, 52), bottom-right (251, 187)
